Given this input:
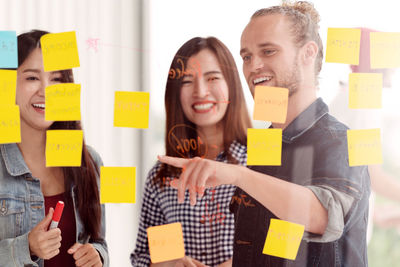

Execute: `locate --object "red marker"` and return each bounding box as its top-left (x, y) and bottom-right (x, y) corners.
top-left (49, 201), bottom-right (64, 229)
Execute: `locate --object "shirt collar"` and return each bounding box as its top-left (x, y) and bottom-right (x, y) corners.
top-left (1, 143), bottom-right (31, 176)
top-left (282, 97), bottom-right (328, 143)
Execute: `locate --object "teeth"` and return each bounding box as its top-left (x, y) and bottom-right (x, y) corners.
top-left (32, 103), bottom-right (45, 109)
top-left (193, 103), bottom-right (214, 110)
top-left (253, 76), bottom-right (272, 85)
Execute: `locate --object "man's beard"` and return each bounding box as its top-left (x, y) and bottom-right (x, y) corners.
top-left (277, 56), bottom-right (301, 97)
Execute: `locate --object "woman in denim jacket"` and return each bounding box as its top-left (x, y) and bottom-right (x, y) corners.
top-left (0, 30), bottom-right (109, 267)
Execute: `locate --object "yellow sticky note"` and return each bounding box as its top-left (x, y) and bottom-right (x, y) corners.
top-left (326, 28), bottom-right (361, 64)
top-left (147, 223), bottom-right (185, 263)
top-left (45, 83), bottom-right (81, 121)
top-left (100, 167), bottom-right (136, 203)
top-left (114, 91), bottom-right (150, 128)
top-left (0, 70), bottom-right (17, 106)
top-left (253, 86), bottom-right (288, 123)
top-left (247, 128), bottom-right (282, 166)
top-left (0, 105), bottom-right (21, 144)
top-left (263, 219), bottom-right (305, 260)
top-left (348, 73), bottom-right (382, 109)
top-left (40, 31), bottom-right (80, 72)
top-left (370, 32), bottom-right (400, 69)
top-left (347, 129), bottom-right (382, 166)
top-left (46, 130), bottom-right (83, 167)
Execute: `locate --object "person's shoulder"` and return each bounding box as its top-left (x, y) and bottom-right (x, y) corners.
top-left (315, 113), bottom-right (350, 139)
top-left (86, 145), bottom-right (104, 167)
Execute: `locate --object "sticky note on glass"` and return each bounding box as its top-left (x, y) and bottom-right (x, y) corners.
top-left (348, 73), bottom-right (382, 109)
top-left (46, 130), bottom-right (83, 167)
top-left (100, 167), bottom-right (136, 203)
top-left (253, 86), bottom-right (288, 123)
top-left (45, 83), bottom-right (81, 121)
top-left (114, 91), bottom-right (150, 128)
top-left (326, 28), bottom-right (361, 64)
top-left (347, 129), bottom-right (382, 166)
top-left (0, 70), bottom-right (17, 106)
top-left (0, 105), bottom-right (21, 144)
top-left (247, 128), bottom-right (282, 166)
top-left (0, 31), bottom-right (18, 68)
top-left (263, 219), bottom-right (305, 260)
top-left (370, 32), bottom-right (400, 69)
top-left (40, 31), bottom-right (80, 71)
top-left (147, 222), bottom-right (185, 263)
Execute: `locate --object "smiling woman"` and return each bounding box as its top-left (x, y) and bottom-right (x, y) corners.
top-left (0, 30), bottom-right (109, 267)
top-left (131, 37), bottom-right (251, 267)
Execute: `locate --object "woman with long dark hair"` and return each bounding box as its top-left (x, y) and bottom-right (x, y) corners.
top-left (0, 30), bottom-right (108, 267)
top-left (131, 37), bottom-right (251, 267)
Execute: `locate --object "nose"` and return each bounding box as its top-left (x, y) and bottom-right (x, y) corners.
top-left (38, 79), bottom-right (49, 97)
top-left (250, 56), bottom-right (264, 73)
top-left (193, 79), bottom-right (210, 98)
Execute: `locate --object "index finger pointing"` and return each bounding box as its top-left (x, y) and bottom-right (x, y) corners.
top-left (157, 155), bottom-right (188, 168)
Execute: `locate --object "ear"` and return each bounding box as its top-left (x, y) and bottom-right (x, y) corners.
top-left (301, 41), bottom-right (318, 66)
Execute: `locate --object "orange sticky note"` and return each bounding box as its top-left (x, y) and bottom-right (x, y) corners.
top-left (253, 86), bottom-right (288, 123)
top-left (247, 128), bottom-right (282, 166)
top-left (114, 91), bottom-right (150, 128)
top-left (0, 105), bottom-right (21, 144)
top-left (347, 129), bottom-right (382, 166)
top-left (100, 167), bottom-right (136, 203)
top-left (45, 83), bottom-right (81, 121)
top-left (370, 32), bottom-right (400, 69)
top-left (326, 28), bottom-right (361, 64)
top-left (263, 219), bottom-right (305, 260)
top-left (46, 130), bottom-right (83, 167)
top-left (0, 70), bottom-right (17, 106)
top-left (348, 73), bottom-right (382, 109)
top-left (40, 31), bottom-right (80, 71)
top-left (147, 223), bottom-right (185, 263)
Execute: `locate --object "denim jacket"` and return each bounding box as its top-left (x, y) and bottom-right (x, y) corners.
top-left (230, 98), bottom-right (370, 266)
top-left (0, 143), bottom-right (109, 267)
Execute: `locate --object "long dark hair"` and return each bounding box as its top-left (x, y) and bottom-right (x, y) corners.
top-left (17, 30), bottom-right (101, 240)
top-left (155, 37), bottom-right (251, 188)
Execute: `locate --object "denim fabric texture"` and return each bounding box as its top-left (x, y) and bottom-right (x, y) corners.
top-left (0, 143), bottom-right (109, 267)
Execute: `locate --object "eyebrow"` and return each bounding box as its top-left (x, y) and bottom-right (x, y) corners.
top-left (203, 71), bottom-right (222, 76)
top-left (240, 42), bottom-right (279, 55)
top-left (22, 68), bottom-right (41, 73)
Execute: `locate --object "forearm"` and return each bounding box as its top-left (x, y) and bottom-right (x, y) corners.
top-left (231, 165), bottom-right (328, 234)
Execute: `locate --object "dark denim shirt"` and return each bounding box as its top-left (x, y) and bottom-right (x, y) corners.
top-left (0, 143), bottom-right (109, 267)
top-left (230, 98), bottom-right (370, 267)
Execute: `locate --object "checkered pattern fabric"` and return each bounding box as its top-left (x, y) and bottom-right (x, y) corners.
top-left (130, 141), bottom-right (247, 267)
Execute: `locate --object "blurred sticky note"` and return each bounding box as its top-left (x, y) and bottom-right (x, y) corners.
top-left (100, 167), bottom-right (136, 203)
top-left (114, 91), bottom-right (150, 128)
top-left (0, 105), bottom-right (21, 144)
top-left (347, 129), bottom-right (382, 166)
top-left (45, 83), bottom-right (81, 121)
top-left (326, 28), bottom-right (361, 64)
top-left (40, 31), bottom-right (80, 71)
top-left (0, 31), bottom-right (18, 68)
top-left (247, 128), bottom-right (282, 166)
top-left (46, 130), bottom-right (83, 167)
top-left (0, 70), bottom-right (17, 105)
top-left (253, 86), bottom-right (288, 123)
top-left (263, 219), bottom-right (305, 260)
top-left (348, 73), bottom-right (382, 109)
top-left (147, 222), bottom-right (185, 263)
top-left (370, 32), bottom-right (400, 69)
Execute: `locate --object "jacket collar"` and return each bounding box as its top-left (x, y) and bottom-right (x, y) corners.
top-left (1, 143), bottom-right (31, 176)
top-left (282, 97), bottom-right (328, 143)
